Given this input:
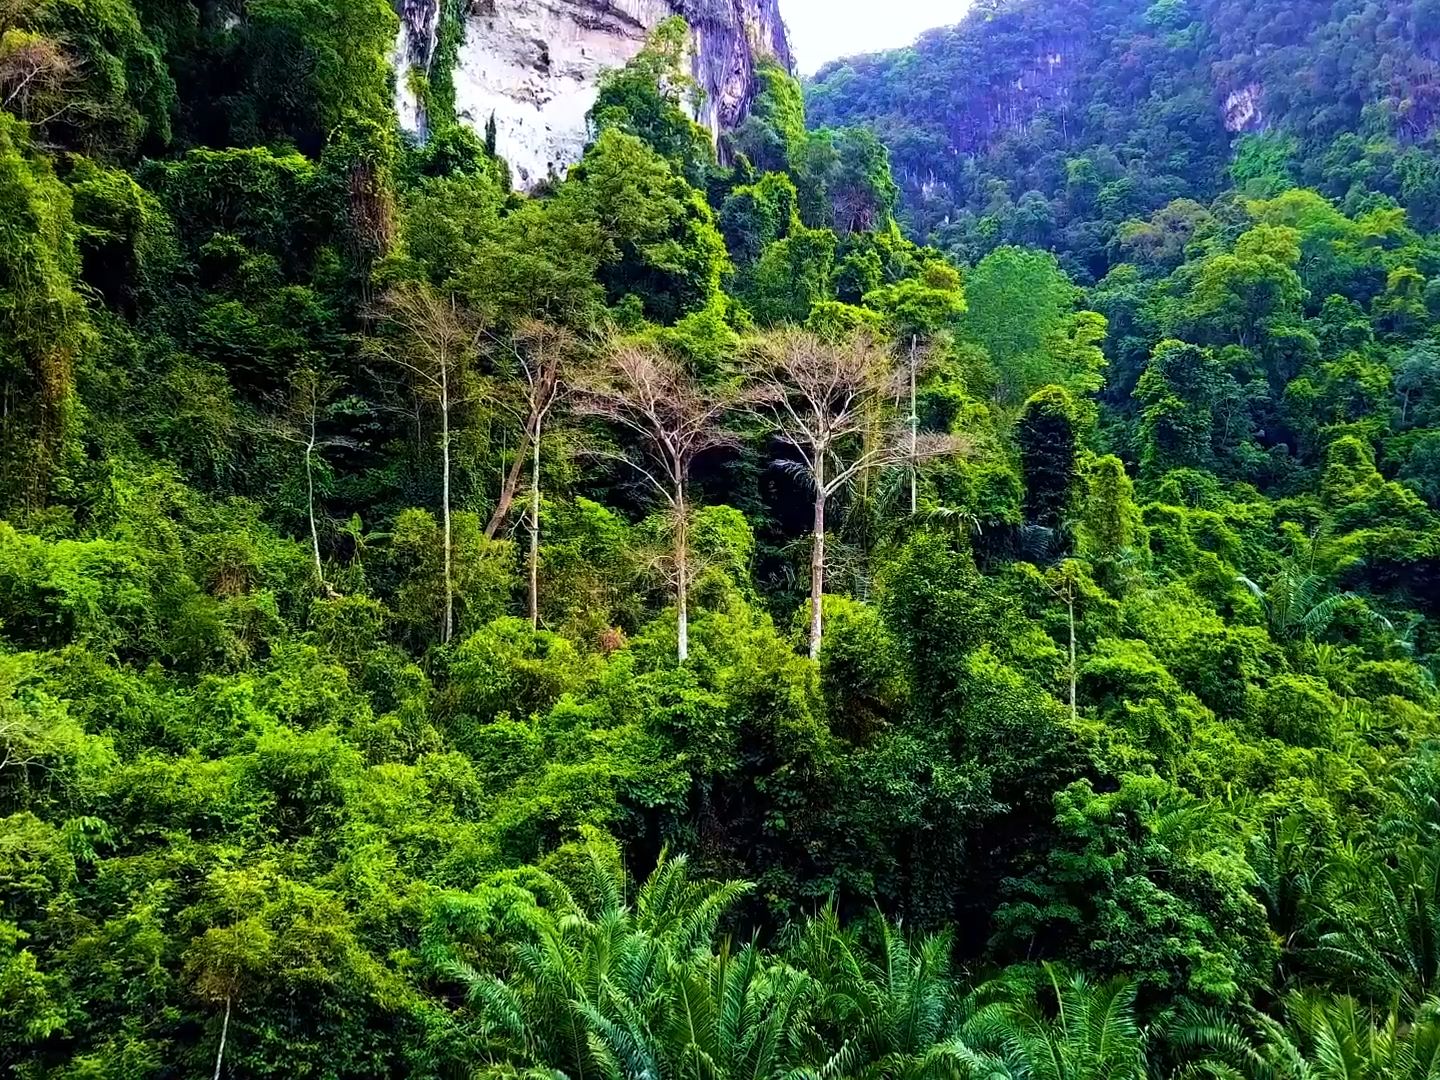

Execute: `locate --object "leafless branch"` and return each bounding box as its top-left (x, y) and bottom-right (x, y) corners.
top-left (573, 341), bottom-right (739, 499)
top-left (741, 327), bottom-right (970, 657)
top-left (571, 339), bottom-right (737, 661)
top-left (482, 318), bottom-right (580, 539)
top-left (0, 29), bottom-right (79, 124)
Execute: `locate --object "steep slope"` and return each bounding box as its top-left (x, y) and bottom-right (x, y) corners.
top-left (806, 0), bottom-right (1440, 277)
top-left (395, 0), bottom-right (793, 186)
top-left (11, 0), bottom-right (1440, 1073)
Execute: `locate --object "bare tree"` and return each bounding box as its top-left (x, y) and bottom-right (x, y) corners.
top-left (483, 319), bottom-right (576, 629)
top-left (0, 30), bottom-right (76, 125)
top-left (1046, 560), bottom-right (1083, 723)
top-left (908, 334), bottom-right (919, 515)
top-left (0, 700), bottom-right (43, 777)
top-left (575, 342), bottom-right (734, 663)
top-left (264, 367), bottom-right (353, 591)
top-left (371, 283), bottom-right (482, 644)
top-left (745, 329), bottom-right (966, 659)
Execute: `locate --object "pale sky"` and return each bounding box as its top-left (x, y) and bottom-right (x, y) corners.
top-left (783, 0), bottom-right (972, 74)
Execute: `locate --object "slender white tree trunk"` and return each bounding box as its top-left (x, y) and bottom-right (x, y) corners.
top-left (1067, 594), bottom-right (1077, 723)
top-left (810, 460), bottom-right (826, 660)
top-left (675, 486), bottom-right (689, 664)
top-left (440, 368), bottom-right (454, 645)
top-left (305, 418), bottom-right (322, 585)
top-left (485, 422), bottom-right (530, 540)
top-left (213, 995), bottom-right (231, 1080)
top-left (529, 423), bottom-right (541, 631)
top-left (909, 335), bottom-right (918, 516)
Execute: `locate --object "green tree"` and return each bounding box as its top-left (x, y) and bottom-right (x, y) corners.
top-left (749, 223), bottom-right (838, 326)
top-left (730, 61), bottom-right (808, 176)
top-left (1075, 455), bottom-right (1143, 565)
top-left (590, 16), bottom-right (715, 186)
top-left (719, 171), bottom-right (798, 269)
top-left (1134, 340), bottom-right (1227, 478)
top-left (993, 775), bottom-right (1275, 1004)
top-left (1188, 225), bottom-right (1306, 348)
top-left (565, 129), bottom-right (731, 323)
top-left (1017, 386), bottom-right (1080, 530)
top-left (863, 261), bottom-right (968, 340)
top-left (0, 113), bottom-right (82, 509)
top-left (961, 246), bottom-right (1078, 403)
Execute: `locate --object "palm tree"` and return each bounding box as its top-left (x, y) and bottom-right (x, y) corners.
top-left (1236, 566), bottom-right (1360, 643)
top-left (1309, 840), bottom-right (1440, 1010)
top-left (1245, 813), bottom-right (1329, 984)
top-left (787, 905), bottom-right (970, 1080)
top-left (591, 939), bottom-right (822, 1080)
top-left (1173, 992), bottom-right (1440, 1080)
top-left (1236, 523), bottom-right (1400, 647)
top-left (954, 964), bottom-right (1147, 1080)
top-left (432, 835), bottom-right (823, 1080)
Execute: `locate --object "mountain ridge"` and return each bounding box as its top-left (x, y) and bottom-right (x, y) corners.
top-left (806, 0), bottom-right (1440, 276)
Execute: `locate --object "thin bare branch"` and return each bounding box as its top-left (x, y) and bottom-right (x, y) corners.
top-left (370, 283), bottom-right (487, 644)
top-left (741, 327), bottom-right (970, 658)
top-left (572, 339), bottom-right (737, 661)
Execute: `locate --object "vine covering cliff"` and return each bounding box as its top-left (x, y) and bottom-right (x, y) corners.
top-left (394, 0), bottom-right (793, 187)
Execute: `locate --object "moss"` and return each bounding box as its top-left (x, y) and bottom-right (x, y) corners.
top-left (425, 0), bottom-right (469, 129)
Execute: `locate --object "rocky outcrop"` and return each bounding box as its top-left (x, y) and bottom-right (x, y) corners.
top-left (394, 0), bottom-right (443, 135)
top-left (393, 0), bottom-right (793, 189)
top-left (1223, 84), bottom-right (1264, 133)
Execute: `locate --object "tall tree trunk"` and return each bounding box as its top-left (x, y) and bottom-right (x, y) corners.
top-left (485, 423), bottom-right (531, 540)
top-left (1067, 594), bottom-right (1077, 723)
top-left (440, 370), bottom-right (454, 645)
top-left (675, 486), bottom-right (689, 664)
top-left (529, 425), bottom-right (541, 631)
top-left (809, 465), bottom-right (826, 660)
top-left (305, 419), bottom-right (322, 585)
top-left (213, 995), bottom-right (231, 1080)
top-left (909, 335), bottom-right (918, 516)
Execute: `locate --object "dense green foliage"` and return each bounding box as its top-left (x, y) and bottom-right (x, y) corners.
top-left (807, 0), bottom-right (1440, 281)
top-left (4, 0), bottom-right (1440, 1076)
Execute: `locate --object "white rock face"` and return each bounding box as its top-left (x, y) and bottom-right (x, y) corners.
top-left (456, 0), bottom-right (674, 188)
top-left (394, 0), bottom-right (443, 136)
top-left (394, 0), bottom-right (792, 189)
top-left (1225, 83), bottom-right (1264, 133)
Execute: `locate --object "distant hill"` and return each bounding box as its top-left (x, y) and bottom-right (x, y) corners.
top-left (805, 0), bottom-right (1440, 279)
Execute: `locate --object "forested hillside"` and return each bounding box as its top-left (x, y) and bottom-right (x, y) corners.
top-left (807, 0), bottom-right (1440, 277)
top-left (5, 0), bottom-right (1440, 1077)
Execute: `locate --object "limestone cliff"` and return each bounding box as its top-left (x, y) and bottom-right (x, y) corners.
top-left (394, 0), bottom-right (793, 188)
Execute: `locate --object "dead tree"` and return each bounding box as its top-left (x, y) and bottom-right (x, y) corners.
top-left (1046, 560), bottom-right (1084, 723)
top-left (372, 283), bottom-right (482, 644)
top-left (0, 11), bottom-right (78, 127)
top-left (745, 329), bottom-right (966, 659)
top-left (483, 319), bottom-right (576, 629)
top-left (264, 367), bottom-right (353, 591)
top-left (575, 342), bottom-right (733, 663)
